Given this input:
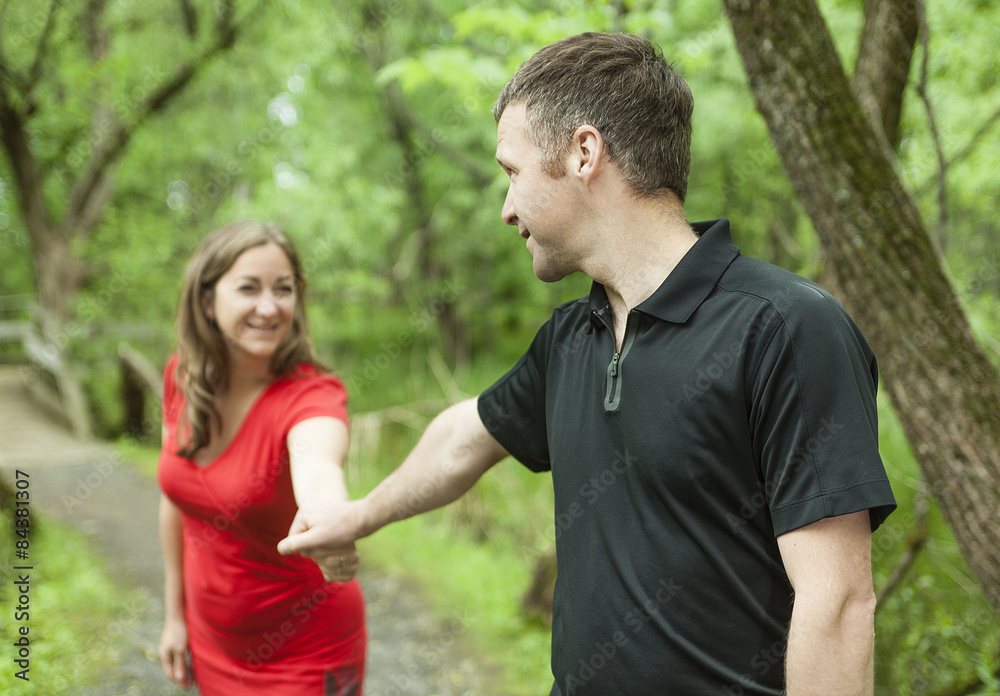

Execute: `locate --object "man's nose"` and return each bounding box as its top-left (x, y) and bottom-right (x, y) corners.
top-left (501, 186), bottom-right (517, 226)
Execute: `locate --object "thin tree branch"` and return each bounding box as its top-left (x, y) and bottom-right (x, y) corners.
top-left (0, 42), bottom-right (53, 243)
top-left (916, 104), bottom-right (1000, 198)
top-left (25, 0), bottom-right (60, 100)
top-left (83, 0), bottom-right (108, 62)
top-left (390, 93), bottom-right (495, 189)
top-left (62, 0), bottom-right (266, 231)
top-left (875, 486), bottom-right (929, 610)
top-left (852, 0), bottom-right (919, 152)
top-left (0, 0), bottom-right (10, 43)
top-left (943, 105), bottom-right (1000, 170)
top-left (0, 0), bottom-right (15, 91)
top-left (0, 0), bottom-right (59, 110)
top-left (912, 0), bottom-right (948, 255)
top-left (179, 0), bottom-right (199, 37)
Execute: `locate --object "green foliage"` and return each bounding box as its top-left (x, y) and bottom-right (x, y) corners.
top-left (873, 392), bottom-right (1000, 694)
top-left (0, 181), bottom-right (31, 296)
top-left (1, 0), bottom-right (999, 692)
top-left (344, 356), bottom-right (557, 692)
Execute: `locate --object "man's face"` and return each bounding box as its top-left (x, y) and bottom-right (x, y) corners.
top-left (495, 103), bottom-right (583, 282)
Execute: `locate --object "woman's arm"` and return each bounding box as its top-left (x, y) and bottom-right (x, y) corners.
top-left (279, 398), bottom-right (508, 574)
top-left (158, 493), bottom-right (194, 689)
top-left (287, 416), bottom-right (358, 581)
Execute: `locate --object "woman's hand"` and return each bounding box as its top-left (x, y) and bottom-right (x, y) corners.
top-left (158, 618), bottom-right (194, 689)
top-left (312, 539), bottom-right (360, 584)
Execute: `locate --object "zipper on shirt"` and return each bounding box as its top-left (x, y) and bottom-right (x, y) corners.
top-left (604, 311), bottom-right (638, 413)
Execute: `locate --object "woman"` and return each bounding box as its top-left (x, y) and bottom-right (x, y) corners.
top-left (157, 220), bottom-right (365, 694)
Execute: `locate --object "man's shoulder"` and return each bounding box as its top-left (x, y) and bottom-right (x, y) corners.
top-left (552, 294), bottom-right (591, 318)
top-left (718, 255), bottom-right (873, 365)
top-left (538, 295), bottom-right (592, 336)
top-left (718, 254), bottom-right (843, 320)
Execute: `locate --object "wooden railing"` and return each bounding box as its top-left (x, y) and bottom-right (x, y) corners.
top-left (0, 297), bottom-right (92, 438)
top-left (0, 294), bottom-right (34, 346)
top-left (118, 341), bottom-right (163, 439)
top-left (1, 295), bottom-right (165, 441)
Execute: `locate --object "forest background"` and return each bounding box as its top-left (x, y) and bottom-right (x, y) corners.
top-left (0, 0), bottom-right (998, 694)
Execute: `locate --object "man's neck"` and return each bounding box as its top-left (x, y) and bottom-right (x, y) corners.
top-left (586, 202), bottom-right (698, 344)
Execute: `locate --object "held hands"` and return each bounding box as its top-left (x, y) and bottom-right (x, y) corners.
top-left (158, 618), bottom-right (194, 689)
top-left (278, 500), bottom-right (368, 583)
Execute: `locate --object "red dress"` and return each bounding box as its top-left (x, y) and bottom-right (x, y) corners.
top-left (158, 354), bottom-right (366, 695)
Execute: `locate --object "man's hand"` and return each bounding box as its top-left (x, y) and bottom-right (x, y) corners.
top-left (278, 398), bottom-right (506, 581)
top-left (278, 500), bottom-right (368, 582)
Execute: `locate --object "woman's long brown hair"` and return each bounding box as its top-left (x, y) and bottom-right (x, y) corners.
top-left (173, 220), bottom-right (326, 458)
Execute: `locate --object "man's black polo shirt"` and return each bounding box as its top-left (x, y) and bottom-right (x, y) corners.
top-left (477, 219), bottom-right (896, 695)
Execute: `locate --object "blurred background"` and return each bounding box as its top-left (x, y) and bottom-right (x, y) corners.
top-left (0, 1), bottom-right (998, 694)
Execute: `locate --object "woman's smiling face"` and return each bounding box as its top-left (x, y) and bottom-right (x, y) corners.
top-left (207, 241), bottom-right (297, 365)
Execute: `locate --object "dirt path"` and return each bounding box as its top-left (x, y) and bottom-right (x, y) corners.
top-left (0, 365), bottom-right (508, 695)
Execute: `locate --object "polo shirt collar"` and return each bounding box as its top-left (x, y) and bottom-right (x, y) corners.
top-left (587, 218), bottom-right (741, 325)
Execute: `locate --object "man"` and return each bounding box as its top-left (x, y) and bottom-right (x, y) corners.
top-left (279, 32), bottom-right (896, 695)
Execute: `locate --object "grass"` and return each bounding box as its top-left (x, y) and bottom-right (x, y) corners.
top-left (0, 503), bottom-right (147, 696)
top-left (351, 428), bottom-right (556, 693)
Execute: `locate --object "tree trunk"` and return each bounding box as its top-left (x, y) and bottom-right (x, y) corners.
top-left (723, 0), bottom-right (1000, 618)
top-left (853, 0), bottom-right (920, 151)
top-left (1, 1), bottom-right (261, 438)
top-left (35, 233), bottom-right (86, 323)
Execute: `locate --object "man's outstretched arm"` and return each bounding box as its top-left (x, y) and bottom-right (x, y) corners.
top-left (277, 397), bottom-right (508, 573)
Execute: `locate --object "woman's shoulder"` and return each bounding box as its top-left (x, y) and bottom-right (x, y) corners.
top-left (271, 363), bottom-right (346, 397)
top-left (264, 363), bottom-right (349, 424)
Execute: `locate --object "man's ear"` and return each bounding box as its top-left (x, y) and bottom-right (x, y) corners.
top-left (569, 124), bottom-right (605, 184)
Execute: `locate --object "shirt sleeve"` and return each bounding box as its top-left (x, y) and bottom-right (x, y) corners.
top-left (749, 286), bottom-right (896, 536)
top-left (477, 321), bottom-right (553, 473)
top-left (280, 372), bottom-right (349, 437)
